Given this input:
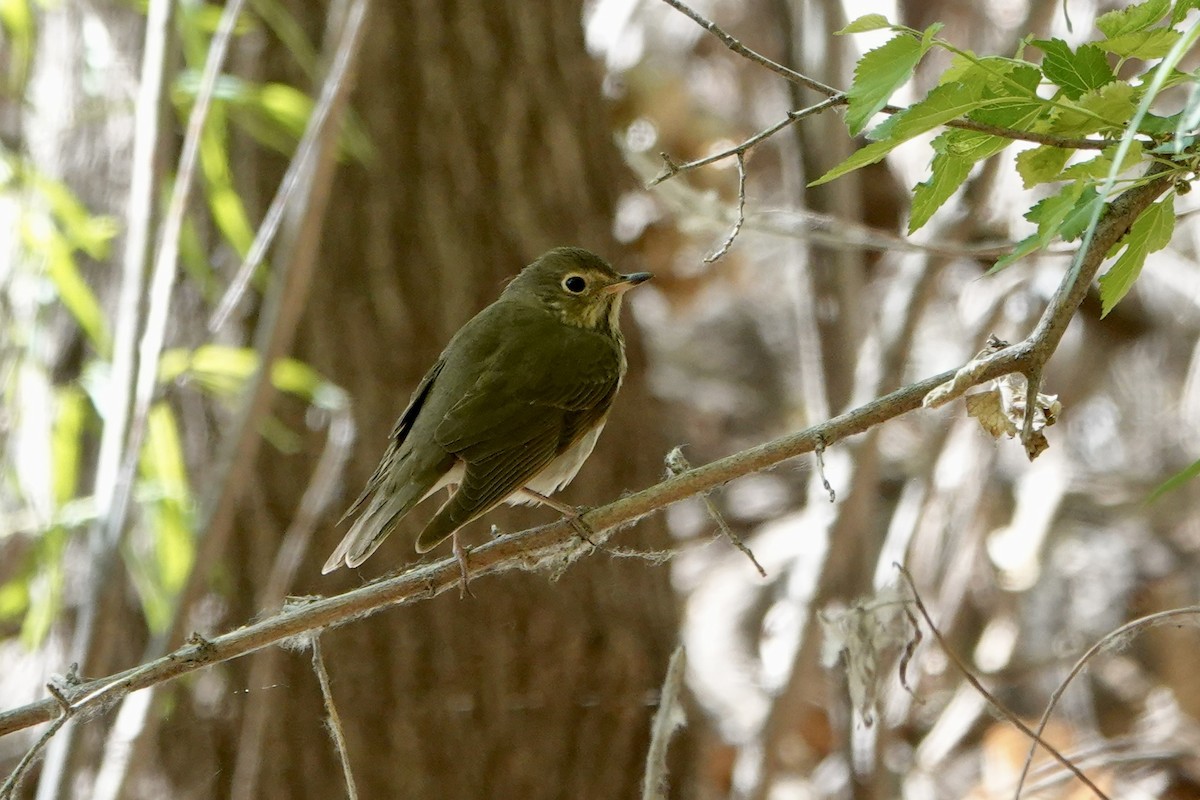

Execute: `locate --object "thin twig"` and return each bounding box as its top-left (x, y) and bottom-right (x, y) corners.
top-left (649, 97), bottom-right (844, 186)
top-left (897, 566), bottom-right (1111, 800)
top-left (665, 448), bottom-right (765, 577)
top-left (657, 0), bottom-right (1113, 151)
top-left (704, 152), bottom-right (747, 262)
top-left (657, 0), bottom-right (835, 94)
top-left (311, 635), bottom-right (358, 800)
top-left (0, 688), bottom-right (70, 800)
top-left (813, 436), bottom-right (836, 503)
top-left (641, 645), bottom-right (687, 800)
top-left (1013, 606), bottom-right (1200, 800)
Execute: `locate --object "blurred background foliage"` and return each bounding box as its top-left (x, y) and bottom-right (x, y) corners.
top-left (1, 0), bottom-right (1200, 798)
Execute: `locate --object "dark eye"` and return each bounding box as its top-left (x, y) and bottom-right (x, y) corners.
top-left (562, 275), bottom-right (587, 294)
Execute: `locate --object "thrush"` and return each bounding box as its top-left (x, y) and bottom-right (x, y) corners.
top-left (322, 247), bottom-right (651, 573)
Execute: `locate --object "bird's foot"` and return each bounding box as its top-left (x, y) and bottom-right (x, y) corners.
top-left (452, 533), bottom-right (475, 599)
top-left (521, 488), bottom-right (597, 548)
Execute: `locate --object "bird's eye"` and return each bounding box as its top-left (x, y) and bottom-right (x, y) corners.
top-left (562, 275), bottom-right (587, 294)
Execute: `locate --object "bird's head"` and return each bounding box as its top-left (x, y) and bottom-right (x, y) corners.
top-left (503, 247), bottom-right (652, 332)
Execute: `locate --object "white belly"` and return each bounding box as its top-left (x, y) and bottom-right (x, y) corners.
top-left (513, 423), bottom-right (604, 503)
top-left (420, 423), bottom-right (605, 507)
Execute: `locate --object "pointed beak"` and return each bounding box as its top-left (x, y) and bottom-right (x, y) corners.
top-left (606, 271), bottom-right (653, 294)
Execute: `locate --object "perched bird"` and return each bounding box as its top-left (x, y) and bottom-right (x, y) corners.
top-left (322, 247), bottom-right (651, 573)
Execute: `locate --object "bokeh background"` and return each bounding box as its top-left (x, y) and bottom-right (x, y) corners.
top-left (2, 0), bottom-right (1200, 798)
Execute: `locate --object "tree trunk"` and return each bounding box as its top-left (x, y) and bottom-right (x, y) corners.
top-left (152, 3), bottom-right (691, 798)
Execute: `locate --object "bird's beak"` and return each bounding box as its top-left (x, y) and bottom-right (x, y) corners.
top-left (606, 272), bottom-right (653, 294)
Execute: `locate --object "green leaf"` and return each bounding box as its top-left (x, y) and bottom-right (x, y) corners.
top-left (1100, 28), bottom-right (1182, 59)
top-left (845, 33), bottom-right (926, 135)
top-left (884, 80), bottom-right (988, 139)
top-left (1047, 81), bottom-right (1138, 135)
top-left (21, 217), bottom-right (112, 355)
top-left (1016, 145), bottom-right (1071, 187)
top-left (51, 387), bottom-right (88, 506)
top-left (1027, 180), bottom-right (1087, 246)
top-left (1096, 0), bottom-right (1171, 37)
top-left (1099, 196), bottom-right (1175, 315)
top-left (1058, 187), bottom-right (1104, 241)
top-left (967, 66), bottom-right (1051, 129)
top-left (139, 404), bottom-right (194, 603)
top-left (810, 138), bottom-right (903, 186)
top-left (1171, 0), bottom-right (1200, 25)
top-left (991, 233), bottom-right (1041, 272)
top-left (909, 152), bottom-right (972, 233)
top-left (1146, 456), bottom-right (1200, 503)
top-left (837, 14), bottom-right (892, 34)
top-left (1059, 140), bottom-right (1145, 180)
top-left (937, 128), bottom-right (1011, 161)
top-left (1033, 39), bottom-right (1116, 99)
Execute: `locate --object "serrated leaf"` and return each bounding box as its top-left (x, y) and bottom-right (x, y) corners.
top-left (1016, 145), bottom-right (1071, 187)
top-left (968, 66), bottom-right (1051, 129)
top-left (1027, 180), bottom-right (1087, 246)
top-left (1099, 197), bottom-right (1175, 314)
top-left (1171, 0), bottom-right (1200, 25)
top-left (1060, 140), bottom-right (1145, 180)
top-left (936, 128), bottom-right (1007, 160)
top-left (1033, 39), bottom-right (1115, 99)
top-left (1097, 0), bottom-right (1171, 37)
top-left (1100, 28), bottom-right (1182, 59)
top-left (810, 138), bottom-right (903, 186)
top-left (845, 33), bottom-right (926, 135)
top-left (837, 14), bottom-right (891, 34)
top-left (909, 153), bottom-right (972, 233)
top-left (886, 80), bottom-right (988, 139)
top-left (1048, 81), bottom-right (1138, 135)
top-left (1058, 187), bottom-right (1104, 241)
top-left (991, 233), bottom-right (1042, 272)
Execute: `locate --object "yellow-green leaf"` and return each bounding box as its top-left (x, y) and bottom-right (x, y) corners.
top-left (1099, 196), bottom-right (1175, 315)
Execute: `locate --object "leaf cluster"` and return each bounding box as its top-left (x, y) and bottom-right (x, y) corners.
top-left (824, 0), bottom-right (1200, 314)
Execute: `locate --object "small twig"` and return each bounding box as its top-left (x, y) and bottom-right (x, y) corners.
top-left (704, 152), bottom-right (747, 262)
top-left (896, 566), bottom-right (1111, 800)
top-left (813, 436), bottom-right (836, 503)
top-left (656, 0), bottom-right (835, 94)
top-left (649, 97), bottom-right (844, 186)
top-left (0, 688), bottom-right (71, 800)
top-left (657, 0), bottom-right (1113, 151)
top-left (1013, 606), bottom-right (1200, 800)
top-left (641, 645), bottom-right (687, 800)
top-left (665, 447), bottom-right (766, 578)
top-left (311, 635), bottom-right (358, 800)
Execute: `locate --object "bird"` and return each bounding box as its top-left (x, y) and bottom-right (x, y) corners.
top-left (321, 247), bottom-right (652, 574)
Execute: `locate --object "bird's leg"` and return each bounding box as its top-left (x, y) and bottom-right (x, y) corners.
top-left (521, 488), bottom-right (597, 547)
top-left (451, 532), bottom-right (475, 599)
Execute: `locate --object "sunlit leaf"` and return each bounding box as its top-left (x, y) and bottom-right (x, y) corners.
top-left (845, 33), bottom-right (927, 135)
top-left (1099, 196), bottom-right (1175, 314)
top-left (1033, 39), bottom-right (1116, 99)
top-left (836, 14), bottom-right (892, 34)
top-left (1015, 145), bottom-right (1071, 188)
top-left (1096, 0), bottom-right (1171, 37)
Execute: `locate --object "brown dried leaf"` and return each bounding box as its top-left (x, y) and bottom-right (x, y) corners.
top-left (966, 389), bottom-right (1017, 439)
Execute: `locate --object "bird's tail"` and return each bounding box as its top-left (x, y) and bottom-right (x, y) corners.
top-left (321, 481), bottom-right (427, 573)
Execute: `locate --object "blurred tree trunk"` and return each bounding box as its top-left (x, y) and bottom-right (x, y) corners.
top-left (146, 2), bottom-right (692, 799)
